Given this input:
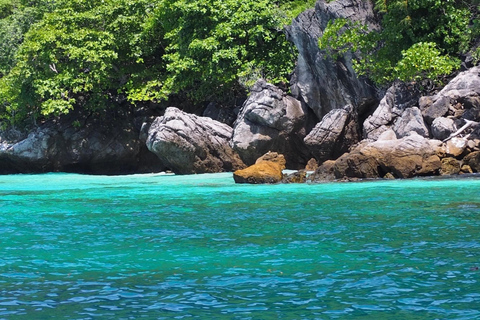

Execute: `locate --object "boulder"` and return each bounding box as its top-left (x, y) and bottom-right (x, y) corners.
top-left (392, 107), bottom-right (429, 138)
top-left (304, 105), bottom-right (360, 163)
top-left (233, 161), bottom-right (283, 184)
top-left (440, 157), bottom-right (461, 175)
top-left (231, 80), bottom-right (310, 168)
top-left (285, 0), bottom-right (379, 119)
top-left (363, 81), bottom-right (420, 140)
top-left (334, 133), bottom-right (443, 179)
top-left (431, 117), bottom-right (457, 140)
top-left (446, 137), bottom-right (468, 157)
top-left (147, 107), bottom-right (245, 174)
top-left (422, 66), bottom-right (480, 123)
top-left (463, 151), bottom-right (480, 172)
top-left (308, 160), bottom-right (336, 182)
top-left (282, 170), bottom-right (307, 183)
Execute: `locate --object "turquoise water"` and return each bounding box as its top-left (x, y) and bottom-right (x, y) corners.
top-left (0, 173), bottom-right (479, 319)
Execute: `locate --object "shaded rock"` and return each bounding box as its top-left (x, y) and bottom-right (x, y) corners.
top-left (233, 161), bottom-right (283, 184)
top-left (147, 107), bottom-right (245, 174)
top-left (463, 151), bottom-right (480, 172)
top-left (282, 170), bottom-right (307, 183)
top-left (431, 117), bottom-right (457, 140)
top-left (0, 109), bottom-right (159, 174)
top-left (334, 133), bottom-right (443, 179)
top-left (421, 95), bottom-right (450, 124)
top-left (305, 158), bottom-right (319, 171)
top-left (285, 0), bottom-right (379, 119)
top-left (446, 137), bottom-right (468, 157)
top-left (304, 105), bottom-right (360, 163)
top-left (231, 80), bottom-right (310, 168)
top-left (392, 107), bottom-right (429, 138)
top-left (203, 102), bottom-right (239, 126)
top-left (308, 160), bottom-right (336, 182)
top-left (461, 164), bottom-right (473, 174)
top-left (363, 81), bottom-right (420, 140)
top-left (440, 157), bottom-right (461, 175)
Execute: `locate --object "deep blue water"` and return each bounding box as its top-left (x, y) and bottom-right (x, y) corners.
top-left (0, 172), bottom-right (479, 319)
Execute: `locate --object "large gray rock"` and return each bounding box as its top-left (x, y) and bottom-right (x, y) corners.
top-left (334, 133), bottom-right (443, 179)
top-left (421, 66), bottom-right (480, 123)
top-left (285, 0), bottom-right (379, 119)
top-left (147, 107), bottom-right (245, 174)
top-left (304, 105), bottom-right (360, 163)
top-left (230, 80), bottom-right (311, 168)
top-left (431, 117), bottom-right (457, 140)
top-left (0, 110), bottom-right (156, 174)
top-left (363, 81), bottom-right (420, 140)
top-left (392, 107), bottom-right (429, 138)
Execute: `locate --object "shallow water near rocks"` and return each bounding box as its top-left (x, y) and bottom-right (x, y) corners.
top-left (0, 172), bottom-right (479, 319)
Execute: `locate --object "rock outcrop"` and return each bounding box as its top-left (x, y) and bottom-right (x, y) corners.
top-left (233, 152), bottom-right (286, 184)
top-left (285, 0), bottom-right (379, 119)
top-left (304, 105), bottom-right (360, 163)
top-left (231, 80), bottom-right (311, 168)
top-left (333, 133), bottom-right (443, 179)
top-left (147, 107), bottom-right (245, 174)
top-left (0, 110), bottom-right (159, 174)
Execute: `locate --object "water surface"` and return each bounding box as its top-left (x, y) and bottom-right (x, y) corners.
top-left (0, 173), bottom-right (479, 319)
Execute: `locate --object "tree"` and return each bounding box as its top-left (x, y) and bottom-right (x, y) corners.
top-left (319, 0), bottom-right (478, 85)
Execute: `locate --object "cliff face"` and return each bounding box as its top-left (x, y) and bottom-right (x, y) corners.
top-left (1, 0), bottom-right (480, 179)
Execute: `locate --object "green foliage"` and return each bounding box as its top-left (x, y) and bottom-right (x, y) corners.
top-left (150, 0), bottom-right (295, 102)
top-left (0, 0), bottom-right (296, 125)
top-left (319, 0), bottom-right (477, 85)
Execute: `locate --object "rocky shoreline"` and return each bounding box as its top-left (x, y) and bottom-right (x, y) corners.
top-left (1, 0), bottom-right (479, 182)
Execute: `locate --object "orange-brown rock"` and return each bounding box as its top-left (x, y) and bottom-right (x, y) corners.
top-left (440, 157), bottom-right (461, 175)
top-left (233, 161), bottom-right (284, 184)
top-left (255, 152), bottom-right (286, 170)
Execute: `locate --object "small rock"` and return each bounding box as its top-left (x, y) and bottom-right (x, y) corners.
top-left (431, 117), bottom-right (457, 141)
top-left (308, 160), bottom-right (336, 182)
top-left (383, 172), bottom-right (396, 179)
top-left (282, 170), bottom-right (307, 183)
top-left (440, 157), bottom-right (461, 175)
top-left (463, 151), bottom-right (480, 172)
top-left (305, 158), bottom-right (319, 171)
top-left (461, 164), bottom-right (473, 174)
top-left (233, 161), bottom-right (283, 184)
top-left (446, 138), bottom-right (468, 157)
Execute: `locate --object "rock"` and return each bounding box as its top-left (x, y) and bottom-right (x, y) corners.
top-left (0, 109), bottom-right (158, 174)
top-left (202, 102), bottom-right (239, 126)
top-left (233, 161), bottom-right (283, 184)
top-left (147, 107), bottom-right (245, 174)
top-left (431, 117), bottom-right (457, 140)
top-left (308, 160), bottom-right (336, 182)
top-left (423, 66), bottom-right (480, 123)
top-left (334, 133), bottom-right (443, 179)
top-left (463, 151), bottom-right (480, 172)
top-left (282, 170), bottom-right (307, 183)
top-left (363, 81), bottom-right (420, 140)
top-left (446, 137), bottom-right (468, 157)
top-left (305, 158), bottom-right (319, 171)
top-left (461, 164), bottom-right (473, 174)
top-left (440, 157), bottom-right (461, 175)
top-left (255, 151), bottom-right (286, 170)
top-left (304, 105), bottom-right (360, 163)
top-left (421, 95), bottom-right (450, 124)
top-left (231, 80), bottom-right (310, 168)
top-left (392, 107), bottom-right (429, 138)
top-left (377, 129), bottom-right (397, 141)
top-left (383, 172), bottom-right (396, 179)
top-left (285, 0), bottom-right (379, 119)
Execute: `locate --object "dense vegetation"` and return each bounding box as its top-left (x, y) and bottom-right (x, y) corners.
top-left (1, 0), bottom-right (479, 128)
top-left (0, 0), bottom-right (312, 126)
top-left (319, 0), bottom-right (480, 85)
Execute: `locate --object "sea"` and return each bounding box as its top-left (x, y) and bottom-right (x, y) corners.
top-left (0, 172), bottom-right (479, 319)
